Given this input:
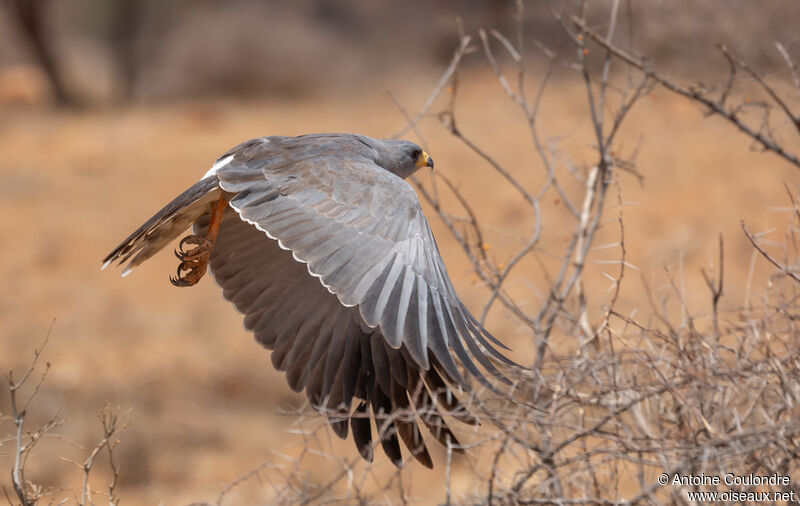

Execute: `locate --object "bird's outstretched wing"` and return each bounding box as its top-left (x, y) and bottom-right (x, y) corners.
top-left (201, 136), bottom-right (516, 466)
top-left (215, 137), bottom-right (513, 373)
top-left (104, 135), bottom-right (518, 468)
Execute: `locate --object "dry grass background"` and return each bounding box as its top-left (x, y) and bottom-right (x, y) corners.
top-left (1, 3), bottom-right (800, 504)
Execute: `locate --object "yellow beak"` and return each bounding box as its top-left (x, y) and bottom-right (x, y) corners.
top-left (416, 151), bottom-right (434, 169)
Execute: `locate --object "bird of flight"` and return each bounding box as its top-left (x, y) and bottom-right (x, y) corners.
top-left (103, 134), bottom-right (516, 468)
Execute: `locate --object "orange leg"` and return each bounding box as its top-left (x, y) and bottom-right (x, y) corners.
top-left (170, 193), bottom-right (230, 287)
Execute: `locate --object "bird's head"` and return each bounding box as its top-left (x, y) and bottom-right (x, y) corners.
top-left (372, 138), bottom-right (434, 179)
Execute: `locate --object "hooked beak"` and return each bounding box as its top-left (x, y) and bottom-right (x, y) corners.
top-left (416, 151), bottom-right (434, 170)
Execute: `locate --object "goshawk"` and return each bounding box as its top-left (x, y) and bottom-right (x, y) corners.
top-left (103, 133), bottom-right (515, 468)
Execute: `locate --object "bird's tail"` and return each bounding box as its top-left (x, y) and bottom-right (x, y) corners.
top-left (102, 176), bottom-right (221, 276)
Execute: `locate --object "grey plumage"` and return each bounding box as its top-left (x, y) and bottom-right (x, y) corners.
top-left (103, 133), bottom-right (516, 468)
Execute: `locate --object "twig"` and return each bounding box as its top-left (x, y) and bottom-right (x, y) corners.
top-left (7, 321), bottom-right (56, 506)
top-left (572, 16), bottom-right (800, 169)
top-left (700, 234), bottom-right (725, 337)
top-left (391, 35), bottom-right (472, 139)
top-left (79, 405), bottom-right (128, 506)
top-left (741, 220), bottom-right (800, 283)
top-left (215, 460), bottom-right (278, 506)
top-left (775, 42), bottom-right (800, 98)
top-left (718, 44), bottom-right (800, 134)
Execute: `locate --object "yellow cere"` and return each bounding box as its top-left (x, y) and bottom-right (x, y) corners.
top-left (416, 151), bottom-right (431, 168)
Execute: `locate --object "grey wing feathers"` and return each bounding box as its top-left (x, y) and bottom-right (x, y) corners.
top-left (215, 142), bottom-right (513, 388)
top-left (197, 212), bottom-right (469, 468)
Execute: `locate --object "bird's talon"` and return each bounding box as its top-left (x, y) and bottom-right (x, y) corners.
top-left (178, 235), bottom-right (213, 259)
top-left (178, 235), bottom-right (196, 250)
top-left (169, 272), bottom-right (189, 287)
top-left (169, 258), bottom-right (207, 287)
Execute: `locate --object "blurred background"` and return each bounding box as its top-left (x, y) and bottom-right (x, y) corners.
top-left (1, 0), bottom-right (799, 105)
top-left (1, 0), bottom-right (799, 504)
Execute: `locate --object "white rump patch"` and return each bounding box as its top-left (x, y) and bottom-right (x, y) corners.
top-left (202, 154), bottom-right (234, 179)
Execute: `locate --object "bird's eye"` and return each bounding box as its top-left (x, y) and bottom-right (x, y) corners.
top-left (412, 149), bottom-right (422, 160)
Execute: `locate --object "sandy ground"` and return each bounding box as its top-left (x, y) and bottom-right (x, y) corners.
top-left (0, 69), bottom-right (797, 504)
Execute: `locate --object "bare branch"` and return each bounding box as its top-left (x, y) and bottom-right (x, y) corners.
top-left (391, 35), bottom-right (472, 140)
top-left (718, 44), bottom-right (800, 134)
top-left (741, 220), bottom-right (800, 283)
top-left (572, 16), bottom-right (800, 169)
top-left (775, 42), bottom-right (800, 98)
